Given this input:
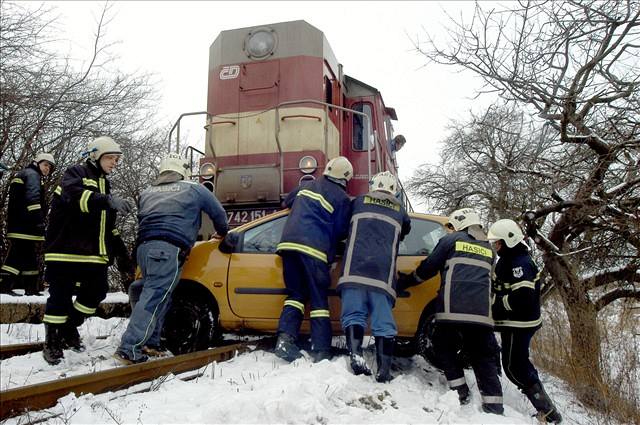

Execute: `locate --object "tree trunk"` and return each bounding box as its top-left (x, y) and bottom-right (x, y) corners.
top-left (543, 253), bottom-right (606, 409)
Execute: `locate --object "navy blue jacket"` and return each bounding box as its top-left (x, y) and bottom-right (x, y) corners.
top-left (277, 177), bottom-right (351, 263)
top-left (7, 163), bottom-right (46, 240)
top-left (45, 160), bottom-right (122, 265)
top-left (337, 192), bottom-right (411, 303)
top-left (412, 230), bottom-right (495, 327)
top-left (137, 180), bottom-right (229, 252)
top-left (492, 244), bottom-right (542, 330)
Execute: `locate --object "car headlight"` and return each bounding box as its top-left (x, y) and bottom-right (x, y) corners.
top-left (298, 156), bottom-right (318, 174)
top-left (200, 162), bottom-right (216, 180)
top-left (245, 29), bottom-right (277, 59)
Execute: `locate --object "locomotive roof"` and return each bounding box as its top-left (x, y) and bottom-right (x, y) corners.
top-left (209, 20), bottom-right (339, 74)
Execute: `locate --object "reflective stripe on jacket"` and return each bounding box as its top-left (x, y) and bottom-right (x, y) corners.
top-left (6, 164), bottom-right (46, 240)
top-left (415, 231), bottom-right (495, 327)
top-left (337, 192), bottom-right (411, 302)
top-left (44, 160), bottom-right (116, 264)
top-left (277, 176), bottom-right (351, 264)
top-left (492, 244), bottom-right (542, 330)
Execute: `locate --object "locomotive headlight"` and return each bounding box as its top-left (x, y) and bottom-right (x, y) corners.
top-left (246, 29), bottom-right (276, 59)
top-left (199, 162), bottom-right (216, 180)
top-left (299, 156), bottom-right (318, 174)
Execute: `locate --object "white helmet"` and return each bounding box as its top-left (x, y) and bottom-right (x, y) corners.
top-left (323, 156), bottom-right (353, 182)
top-left (159, 153), bottom-right (191, 179)
top-left (34, 152), bottom-right (55, 168)
top-left (370, 171), bottom-right (398, 195)
top-left (487, 219), bottom-right (525, 248)
top-left (87, 136), bottom-right (122, 161)
top-left (448, 208), bottom-right (482, 231)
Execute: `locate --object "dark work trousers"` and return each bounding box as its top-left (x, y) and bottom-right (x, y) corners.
top-left (434, 322), bottom-right (503, 407)
top-left (43, 262), bottom-right (109, 326)
top-left (499, 328), bottom-right (541, 391)
top-left (1, 238), bottom-right (41, 291)
top-left (277, 250), bottom-right (332, 351)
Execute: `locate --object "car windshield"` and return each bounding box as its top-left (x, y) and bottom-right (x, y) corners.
top-left (239, 214), bottom-right (445, 256)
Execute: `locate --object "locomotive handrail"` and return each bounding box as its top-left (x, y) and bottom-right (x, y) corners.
top-left (280, 114), bottom-right (322, 122)
top-left (275, 99), bottom-right (375, 187)
top-left (210, 120), bottom-right (236, 126)
top-left (168, 111), bottom-right (211, 154)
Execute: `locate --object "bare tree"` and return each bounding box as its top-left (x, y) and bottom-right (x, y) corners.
top-left (413, 1), bottom-right (640, 407)
top-left (0, 2), bottom-right (168, 289)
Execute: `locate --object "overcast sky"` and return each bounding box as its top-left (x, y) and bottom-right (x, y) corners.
top-left (48, 1), bottom-right (495, 211)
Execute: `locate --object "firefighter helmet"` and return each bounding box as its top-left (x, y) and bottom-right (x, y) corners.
top-left (323, 156), bottom-right (353, 182)
top-left (487, 219), bottom-right (525, 248)
top-left (34, 152), bottom-right (55, 168)
top-left (87, 136), bottom-right (122, 161)
top-left (447, 208), bottom-right (482, 231)
top-left (159, 153), bottom-right (191, 179)
top-left (370, 171), bottom-right (398, 195)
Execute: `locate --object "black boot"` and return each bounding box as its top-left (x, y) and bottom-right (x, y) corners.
top-left (274, 332), bottom-right (302, 362)
top-left (43, 324), bottom-right (64, 365)
top-left (61, 324), bottom-right (86, 352)
top-left (374, 336), bottom-right (394, 383)
top-left (23, 275), bottom-right (41, 296)
top-left (452, 383), bottom-right (471, 405)
top-left (525, 382), bottom-right (562, 423)
top-left (345, 325), bottom-right (372, 376)
top-left (0, 273), bottom-right (22, 296)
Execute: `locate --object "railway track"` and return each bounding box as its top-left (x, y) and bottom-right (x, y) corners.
top-left (0, 340), bottom-right (265, 420)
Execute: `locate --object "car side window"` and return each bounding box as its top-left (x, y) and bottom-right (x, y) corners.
top-left (241, 215), bottom-right (287, 253)
top-left (399, 218), bottom-right (446, 256)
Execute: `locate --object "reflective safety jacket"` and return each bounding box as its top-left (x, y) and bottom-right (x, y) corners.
top-left (6, 163), bottom-right (46, 241)
top-left (136, 180), bottom-right (229, 252)
top-left (44, 160), bottom-right (121, 265)
top-left (413, 230), bottom-right (495, 327)
top-left (277, 176), bottom-right (351, 264)
top-left (337, 191), bottom-right (411, 302)
top-left (491, 244), bottom-right (542, 330)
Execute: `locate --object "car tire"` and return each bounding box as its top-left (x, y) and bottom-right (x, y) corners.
top-left (416, 308), bottom-right (442, 369)
top-left (162, 286), bottom-right (220, 355)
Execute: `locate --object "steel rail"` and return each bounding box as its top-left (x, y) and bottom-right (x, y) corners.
top-left (0, 335), bottom-right (109, 360)
top-left (0, 342), bottom-right (252, 420)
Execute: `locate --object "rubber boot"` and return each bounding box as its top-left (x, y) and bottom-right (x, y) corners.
top-left (345, 325), bottom-right (372, 376)
top-left (23, 275), bottom-right (41, 296)
top-left (525, 382), bottom-right (563, 423)
top-left (452, 383), bottom-right (471, 405)
top-left (0, 273), bottom-right (22, 296)
top-left (62, 324), bottom-right (86, 352)
top-left (274, 332), bottom-right (303, 362)
top-left (374, 336), bottom-right (394, 383)
top-left (43, 323), bottom-right (64, 365)
top-left (312, 349), bottom-right (332, 363)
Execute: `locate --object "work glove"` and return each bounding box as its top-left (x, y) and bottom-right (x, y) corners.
top-left (108, 195), bottom-right (135, 214)
top-left (396, 271), bottom-right (421, 292)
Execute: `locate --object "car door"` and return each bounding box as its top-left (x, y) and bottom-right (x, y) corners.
top-left (394, 216), bottom-right (447, 336)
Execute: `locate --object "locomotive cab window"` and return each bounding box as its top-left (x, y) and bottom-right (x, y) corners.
top-left (352, 102), bottom-right (373, 151)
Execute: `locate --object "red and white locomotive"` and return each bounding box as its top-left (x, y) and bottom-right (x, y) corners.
top-left (172, 20), bottom-right (409, 228)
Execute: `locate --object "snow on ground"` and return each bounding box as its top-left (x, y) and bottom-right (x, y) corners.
top-left (1, 317), bottom-right (609, 424)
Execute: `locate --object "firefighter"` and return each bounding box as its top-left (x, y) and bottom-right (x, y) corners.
top-left (398, 208), bottom-right (503, 415)
top-left (487, 219), bottom-right (562, 423)
top-left (274, 156), bottom-right (353, 363)
top-left (114, 153), bottom-right (229, 364)
top-left (1, 153), bottom-right (55, 296)
top-left (337, 171), bottom-right (411, 382)
top-left (42, 136), bottom-right (134, 365)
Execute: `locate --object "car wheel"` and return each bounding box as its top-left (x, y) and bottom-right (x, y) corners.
top-left (162, 288), bottom-right (220, 355)
top-left (416, 310), bottom-right (442, 369)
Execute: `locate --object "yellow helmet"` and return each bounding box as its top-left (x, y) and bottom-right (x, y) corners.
top-left (447, 208), bottom-right (482, 231)
top-left (487, 219), bottom-right (525, 248)
top-left (369, 171), bottom-right (398, 195)
top-left (34, 152), bottom-right (55, 168)
top-left (87, 136), bottom-right (122, 161)
top-left (159, 153), bottom-right (191, 179)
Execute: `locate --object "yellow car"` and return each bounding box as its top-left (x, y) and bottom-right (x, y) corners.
top-left (161, 210), bottom-right (448, 361)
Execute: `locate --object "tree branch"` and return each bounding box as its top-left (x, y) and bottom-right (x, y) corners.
top-left (595, 288), bottom-right (640, 312)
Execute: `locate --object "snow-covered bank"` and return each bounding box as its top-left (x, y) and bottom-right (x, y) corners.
top-left (0, 318), bottom-right (614, 424)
